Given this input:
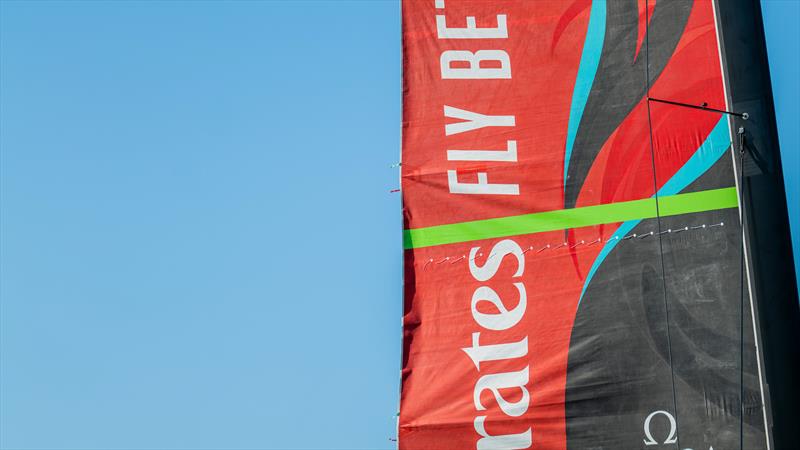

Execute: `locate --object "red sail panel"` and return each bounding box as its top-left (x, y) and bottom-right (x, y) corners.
top-left (402, 3), bottom-right (589, 447)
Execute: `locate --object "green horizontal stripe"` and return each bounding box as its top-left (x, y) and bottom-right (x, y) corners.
top-left (403, 187), bottom-right (738, 249)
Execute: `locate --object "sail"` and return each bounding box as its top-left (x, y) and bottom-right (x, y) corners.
top-left (399, 1), bottom-right (772, 448)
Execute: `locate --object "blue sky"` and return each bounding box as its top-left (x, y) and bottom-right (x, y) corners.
top-left (1, 2), bottom-right (400, 449)
top-left (763, 0), bottom-right (800, 284)
top-left (0, 1), bottom-right (796, 450)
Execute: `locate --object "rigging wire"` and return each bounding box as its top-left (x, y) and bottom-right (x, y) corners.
top-left (738, 126), bottom-right (746, 450)
top-left (643, 2), bottom-right (682, 448)
top-left (648, 96), bottom-right (749, 119)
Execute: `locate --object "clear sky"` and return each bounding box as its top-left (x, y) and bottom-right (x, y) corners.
top-left (1, 1), bottom-right (401, 449)
top-left (762, 0), bottom-right (800, 286)
top-left (0, 2), bottom-right (797, 450)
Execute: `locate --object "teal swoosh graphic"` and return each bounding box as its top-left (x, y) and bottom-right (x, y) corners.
top-left (563, 0), bottom-right (606, 195)
top-left (579, 117), bottom-right (733, 302)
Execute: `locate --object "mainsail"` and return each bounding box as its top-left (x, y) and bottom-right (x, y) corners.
top-left (399, 1), bottom-right (797, 449)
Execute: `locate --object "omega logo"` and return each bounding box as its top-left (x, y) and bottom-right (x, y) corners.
top-left (643, 410), bottom-right (677, 446)
top-left (642, 410), bottom-right (714, 450)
